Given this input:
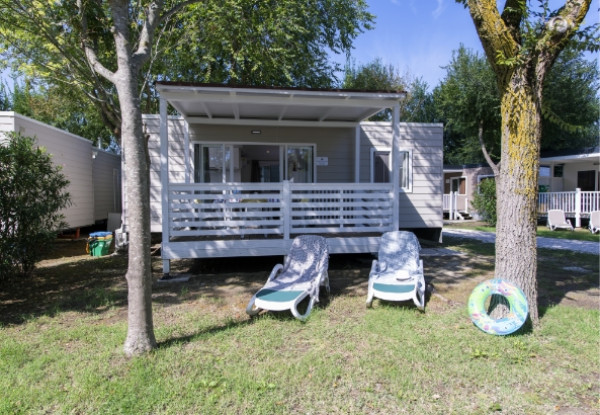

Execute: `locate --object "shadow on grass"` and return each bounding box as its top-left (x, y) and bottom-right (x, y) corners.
top-left (158, 317), bottom-right (255, 349)
top-left (441, 236), bottom-right (599, 316)
top-left (2, 236), bottom-right (596, 330)
top-left (0, 245), bottom-right (129, 325)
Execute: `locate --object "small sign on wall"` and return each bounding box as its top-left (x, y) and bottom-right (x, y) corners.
top-left (315, 156), bottom-right (328, 166)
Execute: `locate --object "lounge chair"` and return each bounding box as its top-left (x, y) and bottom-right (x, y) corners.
top-left (246, 235), bottom-right (330, 321)
top-left (366, 231), bottom-right (425, 310)
top-left (546, 209), bottom-right (574, 231)
top-left (589, 210), bottom-right (600, 234)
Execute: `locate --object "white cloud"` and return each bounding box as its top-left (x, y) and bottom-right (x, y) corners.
top-left (432, 0), bottom-right (446, 19)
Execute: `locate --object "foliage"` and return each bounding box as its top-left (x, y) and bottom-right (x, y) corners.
top-left (471, 178), bottom-right (497, 225)
top-left (0, 81), bottom-right (9, 110)
top-left (433, 45), bottom-right (501, 165)
top-left (434, 44), bottom-right (599, 165)
top-left (0, 0), bottom-right (121, 141)
top-left (343, 61), bottom-right (438, 123)
top-left (342, 58), bottom-right (406, 120)
top-left (163, 0), bottom-right (374, 88)
top-left (400, 77), bottom-right (437, 123)
top-left (541, 47), bottom-right (600, 150)
top-left (0, 0), bottom-right (374, 140)
top-left (0, 132), bottom-right (70, 279)
top-left (8, 81), bottom-right (114, 146)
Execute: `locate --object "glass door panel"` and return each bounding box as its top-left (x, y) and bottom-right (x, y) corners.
top-left (286, 146), bottom-right (314, 183)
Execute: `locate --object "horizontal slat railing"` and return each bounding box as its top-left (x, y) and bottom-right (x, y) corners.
top-left (169, 183), bottom-right (283, 237)
top-left (167, 181), bottom-right (394, 239)
top-left (289, 183), bottom-right (393, 234)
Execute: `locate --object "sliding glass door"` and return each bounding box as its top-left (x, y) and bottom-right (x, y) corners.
top-left (194, 143), bottom-right (315, 183)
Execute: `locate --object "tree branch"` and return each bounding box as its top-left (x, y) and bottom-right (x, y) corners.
top-left (478, 120), bottom-right (499, 175)
top-left (76, 0), bottom-right (116, 83)
top-left (132, 0), bottom-right (203, 69)
top-left (500, 0), bottom-right (525, 42)
top-left (464, 0), bottom-right (520, 87)
top-left (534, 0), bottom-right (591, 92)
top-left (132, 1), bottom-right (164, 68)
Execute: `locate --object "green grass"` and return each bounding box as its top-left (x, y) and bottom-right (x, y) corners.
top-left (446, 221), bottom-right (600, 242)
top-left (1, 301), bottom-right (598, 414)
top-left (0, 239), bottom-right (598, 414)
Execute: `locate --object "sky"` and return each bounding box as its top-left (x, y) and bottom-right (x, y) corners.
top-left (336, 0), bottom-right (600, 90)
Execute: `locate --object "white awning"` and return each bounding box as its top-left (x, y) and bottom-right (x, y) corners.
top-left (156, 83), bottom-right (405, 127)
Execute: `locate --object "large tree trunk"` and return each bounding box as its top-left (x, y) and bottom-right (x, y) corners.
top-left (117, 69), bottom-right (157, 356)
top-left (495, 67), bottom-right (541, 326)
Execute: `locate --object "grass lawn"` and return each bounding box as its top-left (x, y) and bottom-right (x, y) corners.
top-left (0, 236), bottom-right (598, 414)
top-left (445, 220), bottom-right (600, 242)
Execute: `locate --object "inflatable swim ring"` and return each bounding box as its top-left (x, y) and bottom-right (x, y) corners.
top-left (468, 279), bottom-right (528, 335)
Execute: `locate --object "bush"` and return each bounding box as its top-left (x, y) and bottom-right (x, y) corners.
top-left (472, 178), bottom-right (497, 225)
top-left (0, 132), bottom-right (70, 279)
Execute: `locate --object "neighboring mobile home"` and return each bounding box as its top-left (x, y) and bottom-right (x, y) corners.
top-left (139, 84), bottom-right (443, 277)
top-left (442, 147), bottom-right (600, 226)
top-left (538, 147), bottom-right (600, 227)
top-left (443, 164), bottom-right (495, 220)
top-left (0, 112), bottom-right (122, 230)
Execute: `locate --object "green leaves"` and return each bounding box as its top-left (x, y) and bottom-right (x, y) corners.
top-left (161, 0), bottom-right (374, 88)
top-left (0, 132), bottom-right (71, 279)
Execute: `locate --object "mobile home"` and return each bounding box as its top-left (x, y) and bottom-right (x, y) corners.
top-left (141, 84), bottom-right (443, 276)
top-left (0, 112), bottom-right (122, 230)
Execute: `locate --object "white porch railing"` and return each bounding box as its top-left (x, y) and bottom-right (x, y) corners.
top-left (538, 189), bottom-right (600, 227)
top-left (443, 191), bottom-right (469, 220)
top-left (167, 181), bottom-right (394, 240)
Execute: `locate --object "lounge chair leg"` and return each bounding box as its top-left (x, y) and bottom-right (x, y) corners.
top-left (291, 296), bottom-right (315, 321)
top-left (245, 296), bottom-right (261, 317)
top-left (366, 291), bottom-right (374, 308)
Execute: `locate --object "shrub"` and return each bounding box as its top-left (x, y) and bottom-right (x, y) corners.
top-left (472, 178), bottom-right (497, 225)
top-left (0, 132), bottom-right (70, 279)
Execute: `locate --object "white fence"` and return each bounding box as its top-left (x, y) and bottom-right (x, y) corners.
top-left (443, 192), bottom-right (469, 220)
top-left (443, 189), bottom-right (600, 226)
top-left (167, 181), bottom-right (394, 240)
top-left (538, 189), bottom-right (600, 227)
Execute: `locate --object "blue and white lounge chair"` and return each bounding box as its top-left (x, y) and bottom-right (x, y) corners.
top-left (366, 231), bottom-right (425, 310)
top-left (246, 235), bottom-right (330, 321)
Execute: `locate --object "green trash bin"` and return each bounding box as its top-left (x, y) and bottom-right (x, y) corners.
top-left (87, 232), bottom-right (114, 256)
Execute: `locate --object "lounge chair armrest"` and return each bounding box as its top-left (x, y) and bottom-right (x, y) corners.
top-left (370, 259), bottom-right (378, 275)
top-left (267, 263), bottom-right (284, 281)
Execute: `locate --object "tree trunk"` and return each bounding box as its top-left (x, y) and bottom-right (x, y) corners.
top-left (495, 66), bottom-right (540, 326)
top-left (117, 69), bottom-right (157, 356)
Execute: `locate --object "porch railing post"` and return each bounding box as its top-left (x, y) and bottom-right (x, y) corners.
top-left (575, 187), bottom-right (581, 228)
top-left (282, 180), bottom-right (291, 240)
top-left (391, 104), bottom-right (400, 230)
top-left (159, 97), bottom-right (170, 276)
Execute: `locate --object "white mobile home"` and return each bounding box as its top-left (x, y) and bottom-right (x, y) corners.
top-left (143, 84), bottom-right (443, 276)
top-left (0, 112), bottom-right (122, 229)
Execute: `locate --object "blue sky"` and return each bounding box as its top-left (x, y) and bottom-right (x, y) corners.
top-left (338, 0), bottom-right (600, 89)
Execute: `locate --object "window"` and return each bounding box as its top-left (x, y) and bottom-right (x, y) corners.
top-left (286, 145), bottom-right (314, 183)
top-left (194, 144), bottom-right (235, 183)
top-left (371, 149), bottom-right (412, 191)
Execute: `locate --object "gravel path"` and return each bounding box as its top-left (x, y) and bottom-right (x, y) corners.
top-left (443, 228), bottom-right (600, 255)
